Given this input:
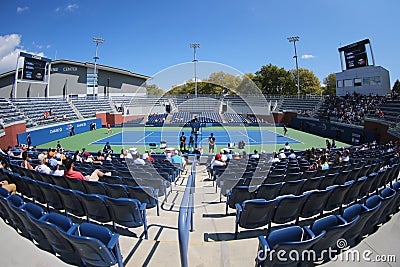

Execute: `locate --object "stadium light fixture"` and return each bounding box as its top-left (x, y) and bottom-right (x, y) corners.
top-left (190, 43), bottom-right (200, 97)
top-left (287, 36), bottom-right (300, 98)
top-left (93, 37), bottom-right (105, 97)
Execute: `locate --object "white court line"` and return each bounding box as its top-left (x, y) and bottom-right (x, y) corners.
top-left (239, 130), bottom-right (257, 143)
top-left (263, 128), bottom-right (304, 144)
top-left (89, 131), bottom-right (122, 145)
top-left (134, 131), bottom-right (154, 143)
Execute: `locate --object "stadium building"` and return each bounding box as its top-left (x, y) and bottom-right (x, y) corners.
top-left (0, 59), bottom-right (150, 98)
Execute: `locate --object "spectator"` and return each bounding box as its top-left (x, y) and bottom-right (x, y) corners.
top-left (26, 133), bottom-right (32, 147)
top-left (268, 152), bottom-right (280, 163)
top-left (21, 151), bottom-right (33, 170)
top-left (288, 149), bottom-right (296, 159)
top-left (133, 152), bottom-right (146, 165)
top-left (0, 176), bottom-right (16, 194)
top-left (50, 160), bottom-right (64, 176)
top-left (96, 150), bottom-right (105, 161)
top-left (103, 142), bottom-right (113, 154)
top-left (342, 149), bottom-right (350, 162)
top-left (250, 149), bottom-right (260, 159)
top-left (0, 116), bottom-right (5, 129)
top-left (318, 155), bottom-right (330, 170)
top-left (278, 149), bottom-right (287, 160)
top-left (63, 157), bottom-right (104, 181)
top-left (171, 150), bottom-right (186, 168)
top-left (284, 142), bottom-right (291, 152)
top-left (35, 154), bottom-right (51, 174)
top-left (210, 154), bottom-right (226, 169)
top-left (333, 151), bottom-right (342, 164)
top-left (73, 150), bottom-right (83, 162)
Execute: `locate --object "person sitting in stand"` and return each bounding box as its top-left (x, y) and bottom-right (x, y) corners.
top-left (21, 151), bottom-right (33, 170)
top-left (63, 157), bottom-right (105, 181)
top-left (103, 142), bottom-right (113, 154)
top-left (250, 149), bottom-right (260, 159)
top-left (210, 154), bottom-right (226, 169)
top-left (133, 152), bottom-right (146, 165)
top-left (288, 149), bottom-right (297, 159)
top-left (0, 175), bottom-right (16, 194)
top-left (96, 150), bottom-right (105, 161)
top-left (35, 154), bottom-right (51, 175)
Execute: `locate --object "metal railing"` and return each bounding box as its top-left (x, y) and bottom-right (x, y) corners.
top-left (178, 158), bottom-right (196, 267)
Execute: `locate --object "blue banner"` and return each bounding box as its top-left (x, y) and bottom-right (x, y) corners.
top-left (17, 118), bottom-right (101, 146)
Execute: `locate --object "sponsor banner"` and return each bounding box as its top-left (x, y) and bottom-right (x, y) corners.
top-left (17, 118), bottom-right (101, 146)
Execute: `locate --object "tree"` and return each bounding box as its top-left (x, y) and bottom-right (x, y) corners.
top-left (253, 64), bottom-right (296, 95)
top-left (289, 68), bottom-right (321, 95)
top-left (236, 74), bottom-right (261, 95)
top-left (393, 79), bottom-right (400, 93)
top-left (322, 73), bottom-right (336, 96)
top-left (146, 84), bottom-right (164, 95)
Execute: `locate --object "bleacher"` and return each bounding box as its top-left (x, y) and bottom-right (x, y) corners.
top-left (11, 98), bottom-right (78, 128)
top-left (378, 100), bottom-right (400, 123)
top-left (279, 96), bottom-right (323, 113)
top-left (176, 96), bottom-right (220, 112)
top-left (223, 113), bottom-right (247, 123)
top-left (171, 112), bottom-right (193, 124)
top-left (146, 113), bottom-right (167, 125)
top-left (71, 97), bottom-right (114, 118)
top-left (0, 98), bottom-right (27, 126)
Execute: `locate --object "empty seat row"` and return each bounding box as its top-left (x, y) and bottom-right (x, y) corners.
top-left (0, 190), bottom-right (124, 266)
top-left (255, 183), bottom-right (400, 266)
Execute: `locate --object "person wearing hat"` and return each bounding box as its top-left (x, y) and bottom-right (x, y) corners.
top-left (35, 154), bottom-right (51, 175)
top-left (210, 154), bottom-right (226, 169)
top-left (49, 159), bottom-right (64, 176)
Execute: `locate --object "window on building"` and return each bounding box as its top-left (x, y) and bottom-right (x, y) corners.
top-left (337, 80), bottom-right (343, 88)
top-left (344, 79), bottom-right (353, 87)
top-left (363, 76), bottom-right (381, 86)
top-left (354, 78), bottom-right (362, 86)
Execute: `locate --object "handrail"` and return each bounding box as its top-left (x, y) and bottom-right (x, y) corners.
top-left (178, 158), bottom-right (196, 267)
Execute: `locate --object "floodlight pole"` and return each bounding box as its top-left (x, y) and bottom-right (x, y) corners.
top-left (288, 36), bottom-right (300, 98)
top-left (190, 43), bottom-right (200, 97)
top-left (93, 37), bottom-right (104, 97)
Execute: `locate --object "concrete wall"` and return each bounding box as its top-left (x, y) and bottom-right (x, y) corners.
top-left (336, 66), bottom-right (390, 96)
top-left (0, 121), bottom-right (26, 149)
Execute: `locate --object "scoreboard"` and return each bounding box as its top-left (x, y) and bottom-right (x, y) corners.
top-left (338, 39), bottom-right (370, 70)
top-left (20, 52), bottom-right (51, 81)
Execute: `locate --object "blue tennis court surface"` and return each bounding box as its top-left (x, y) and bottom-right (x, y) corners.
top-left (91, 128), bottom-right (301, 147)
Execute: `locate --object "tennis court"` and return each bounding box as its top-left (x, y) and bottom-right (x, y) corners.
top-left (91, 127), bottom-right (301, 146)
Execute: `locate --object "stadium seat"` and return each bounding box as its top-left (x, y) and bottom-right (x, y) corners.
top-left (256, 225), bottom-right (325, 266)
top-left (307, 213), bottom-right (359, 261)
top-left (55, 186), bottom-right (85, 217)
top-left (279, 180), bottom-right (305, 196)
top-left (32, 212), bottom-right (81, 266)
top-left (76, 192), bottom-right (112, 223)
top-left (82, 180), bottom-right (108, 196)
top-left (255, 183), bottom-right (282, 201)
top-left (103, 183), bottom-right (129, 199)
top-left (299, 189), bottom-right (331, 221)
top-left (64, 177), bottom-right (87, 193)
top-left (273, 194), bottom-right (307, 225)
top-left (60, 223), bottom-right (123, 267)
top-left (235, 199), bottom-right (277, 239)
top-left (104, 197), bottom-right (148, 238)
top-left (37, 181), bottom-right (64, 211)
top-left (226, 186), bottom-right (255, 215)
top-left (125, 186), bottom-right (160, 215)
top-left (323, 184), bottom-right (350, 212)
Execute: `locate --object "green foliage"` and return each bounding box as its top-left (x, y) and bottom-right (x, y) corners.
top-left (146, 84), bottom-right (164, 95)
top-left (253, 64), bottom-right (296, 95)
top-left (392, 79), bottom-right (400, 93)
top-left (289, 68), bottom-right (321, 95)
top-left (322, 73), bottom-right (337, 96)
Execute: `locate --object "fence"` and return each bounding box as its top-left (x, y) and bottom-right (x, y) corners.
top-left (178, 158), bottom-right (196, 267)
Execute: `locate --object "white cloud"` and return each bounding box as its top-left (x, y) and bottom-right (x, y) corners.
top-left (301, 54), bottom-right (315, 59)
top-left (46, 45), bottom-right (51, 49)
top-left (66, 4), bottom-right (79, 12)
top-left (17, 6), bottom-right (29, 13)
top-left (55, 7), bottom-right (61, 12)
top-left (0, 34), bottom-right (45, 74)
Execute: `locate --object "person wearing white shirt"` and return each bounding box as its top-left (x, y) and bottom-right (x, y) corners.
top-left (35, 154), bottom-right (51, 175)
top-left (288, 149), bottom-right (296, 159)
top-left (133, 152), bottom-right (146, 165)
top-left (210, 154), bottom-right (226, 169)
top-left (250, 149), bottom-right (260, 159)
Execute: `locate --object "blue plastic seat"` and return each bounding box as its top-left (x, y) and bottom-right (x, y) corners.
top-left (82, 180), bottom-right (108, 196)
top-left (60, 222), bottom-right (123, 267)
top-left (324, 184), bottom-right (350, 212)
top-left (235, 199), bottom-right (277, 239)
top-left (226, 186), bottom-right (255, 215)
top-left (307, 214), bottom-right (359, 261)
top-left (125, 186), bottom-right (159, 215)
top-left (257, 225), bottom-right (325, 266)
top-left (255, 183), bottom-right (282, 201)
top-left (104, 197), bottom-right (148, 238)
top-left (279, 179), bottom-right (305, 196)
top-left (76, 192), bottom-right (112, 223)
top-left (55, 186), bottom-right (85, 217)
top-left (64, 177), bottom-right (87, 193)
top-left (7, 194), bottom-right (30, 237)
top-left (31, 212), bottom-right (81, 266)
top-left (299, 189), bottom-right (331, 221)
top-left (37, 181), bottom-right (64, 211)
top-left (103, 183), bottom-right (129, 199)
top-left (273, 194), bottom-right (307, 225)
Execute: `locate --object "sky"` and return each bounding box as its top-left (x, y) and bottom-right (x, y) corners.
top-left (1, 0), bottom-right (399, 90)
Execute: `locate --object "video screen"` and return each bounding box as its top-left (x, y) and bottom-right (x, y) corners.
top-left (23, 57), bottom-right (47, 81)
top-left (344, 44), bottom-right (368, 70)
